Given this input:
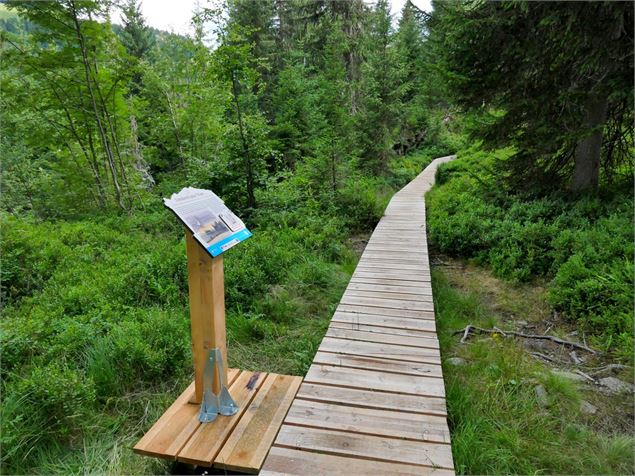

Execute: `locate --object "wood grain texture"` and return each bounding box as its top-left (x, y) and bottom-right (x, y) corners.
top-left (261, 447), bottom-right (455, 476)
top-left (273, 425), bottom-right (454, 469)
top-left (337, 303), bottom-right (436, 319)
top-left (296, 383), bottom-right (447, 416)
top-left (285, 399), bottom-right (451, 443)
top-left (305, 364), bottom-right (446, 397)
top-left (326, 327), bottom-right (439, 348)
top-left (331, 310), bottom-right (437, 331)
top-left (330, 319), bottom-right (437, 338)
top-left (314, 350), bottom-right (442, 377)
top-left (318, 336), bottom-right (441, 364)
top-left (133, 369), bottom-right (240, 459)
top-left (186, 232), bottom-right (227, 403)
top-left (177, 371), bottom-right (267, 465)
top-left (214, 374), bottom-right (302, 473)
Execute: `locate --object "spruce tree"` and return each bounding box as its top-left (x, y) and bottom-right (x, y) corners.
top-left (431, 0), bottom-right (634, 191)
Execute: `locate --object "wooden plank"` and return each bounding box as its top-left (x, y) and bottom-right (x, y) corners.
top-left (337, 303), bottom-right (435, 319)
top-left (349, 276), bottom-right (433, 288)
top-left (340, 295), bottom-right (434, 312)
top-left (366, 239), bottom-right (428, 246)
top-left (314, 351), bottom-right (442, 378)
top-left (346, 281), bottom-right (433, 296)
top-left (346, 282), bottom-right (433, 301)
top-left (261, 447), bottom-right (455, 476)
top-left (361, 250), bottom-right (428, 259)
top-left (186, 233), bottom-right (227, 403)
top-left (330, 320), bottom-right (437, 338)
top-left (361, 245), bottom-right (428, 253)
top-left (285, 399), bottom-right (451, 443)
top-left (356, 263), bottom-right (430, 272)
top-left (215, 374), bottom-right (302, 473)
top-left (273, 425), bottom-right (454, 469)
top-left (319, 337), bottom-right (441, 363)
top-left (331, 310), bottom-right (437, 331)
top-left (345, 289), bottom-right (434, 302)
top-left (305, 365), bottom-right (446, 397)
top-left (177, 371), bottom-right (267, 465)
top-left (359, 254), bottom-right (429, 262)
top-left (296, 383), bottom-right (447, 416)
top-left (133, 369), bottom-right (241, 459)
top-left (326, 327), bottom-right (439, 348)
top-left (337, 302), bottom-right (435, 319)
top-left (352, 271), bottom-right (430, 283)
top-left (371, 229), bottom-right (426, 236)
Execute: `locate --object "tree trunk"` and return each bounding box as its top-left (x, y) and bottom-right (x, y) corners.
top-left (231, 70), bottom-right (256, 210)
top-left (70, 1), bottom-right (124, 208)
top-left (571, 96), bottom-right (608, 191)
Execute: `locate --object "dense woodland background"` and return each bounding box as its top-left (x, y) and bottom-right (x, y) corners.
top-left (0, 0), bottom-right (633, 474)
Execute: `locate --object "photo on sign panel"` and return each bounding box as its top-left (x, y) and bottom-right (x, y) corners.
top-left (182, 208), bottom-right (231, 246)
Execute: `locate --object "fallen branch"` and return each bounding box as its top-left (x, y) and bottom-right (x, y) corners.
top-left (569, 351), bottom-right (582, 365)
top-left (573, 369), bottom-right (597, 383)
top-left (530, 351), bottom-right (558, 363)
top-left (453, 325), bottom-right (597, 354)
top-left (588, 364), bottom-right (629, 375)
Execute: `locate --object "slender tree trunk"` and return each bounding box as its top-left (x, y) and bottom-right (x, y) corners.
top-left (231, 70), bottom-right (256, 209)
top-left (162, 88), bottom-right (184, 164)
top-left (571, 95), bottom-right (608, 191)
top-left (89, 41), bottom-right (132, 207)
top-left (330, 137), bottom-right (337, 192)
top-left (69, 0), bottom-right (124, 208)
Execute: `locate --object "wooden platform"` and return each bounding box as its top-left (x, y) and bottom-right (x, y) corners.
top-left (261, 156), bottom-right (456, 475)
top-left (133, 369), bottom-right (302, 473)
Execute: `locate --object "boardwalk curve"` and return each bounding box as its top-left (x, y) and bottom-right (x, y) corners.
top-left (262, 155), bottom-right (456, 475)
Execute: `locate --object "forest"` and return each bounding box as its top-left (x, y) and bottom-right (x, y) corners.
top-left (0, 0), bottom-right (633, 474)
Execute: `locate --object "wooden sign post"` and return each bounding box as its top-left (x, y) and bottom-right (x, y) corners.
top-left (134, 188), bottom-right (302, 471)
top-left (185, 231), bottom-right (227, 405)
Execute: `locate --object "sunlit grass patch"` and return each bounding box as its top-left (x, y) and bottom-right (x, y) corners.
top-left (433, 268), bottom-right (635, 475)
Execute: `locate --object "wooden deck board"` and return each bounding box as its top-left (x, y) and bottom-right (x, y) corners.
top-left (261, 447), bottom-right (454, 475)
top-left (304, 364), bottom-right (446, 397)
top-left (295, 382), bottom-right (447, 416)
top-left (262, 156), bottom-right (455, 474)
top-left (272, 425), bottom-right (454, 469)
top-left (134, 369), bottom-right (301, 473)
top-left (214, 374), bottom-right (302, 473)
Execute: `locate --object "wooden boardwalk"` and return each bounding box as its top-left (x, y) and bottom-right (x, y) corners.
top-left (262, 156), bottom-right (456, 475)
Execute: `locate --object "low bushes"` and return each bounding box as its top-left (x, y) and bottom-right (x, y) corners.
top-left (426, 146), bottom-right (634, 358)
top-left (1, 146), bottom-right (440, 472)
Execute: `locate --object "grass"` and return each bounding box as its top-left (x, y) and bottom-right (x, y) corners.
top-left (432, 265), bottom-right (634, 475)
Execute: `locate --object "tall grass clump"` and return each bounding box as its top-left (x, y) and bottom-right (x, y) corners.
top-left (433, 269), bottom-right (635, 475)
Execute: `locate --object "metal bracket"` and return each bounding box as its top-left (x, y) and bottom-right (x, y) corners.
top-left (199, 348), bottom-right (239, 423)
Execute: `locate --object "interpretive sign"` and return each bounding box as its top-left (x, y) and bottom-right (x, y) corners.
top-left (164, 187), bottom-right (252, 257)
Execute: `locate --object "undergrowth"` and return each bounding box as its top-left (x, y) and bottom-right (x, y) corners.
top-left (433, 268), bottom-right (634, 475)
top-left (0, 148), bottom-right (438, 474)
top-left (427, 145), bottom-right (634, 359)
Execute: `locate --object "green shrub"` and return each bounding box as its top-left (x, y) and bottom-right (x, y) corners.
top-left (0, 144), bottom-right (439, 472)
top-left (427, 146), bottom-right (634, 356)
top-left (1, 363), bottom-right (96, 468)
top-left (336, 175), bottom-right (390, 232)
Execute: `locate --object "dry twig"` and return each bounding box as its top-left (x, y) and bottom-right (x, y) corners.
top-left (453, 325), bottom-right (597, 354)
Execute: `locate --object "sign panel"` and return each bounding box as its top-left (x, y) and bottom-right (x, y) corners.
top-left (164, 187), bottom-right (252, 257)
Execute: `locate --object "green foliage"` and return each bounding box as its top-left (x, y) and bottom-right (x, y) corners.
top-left (0, 140), bottom-right (443, 472)
top-left (427, 147), bottom-right (634, 357)
top-left (433, 269), bottom-right (635, 475)
top-left (430, 1), bottom-right (634, 190)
